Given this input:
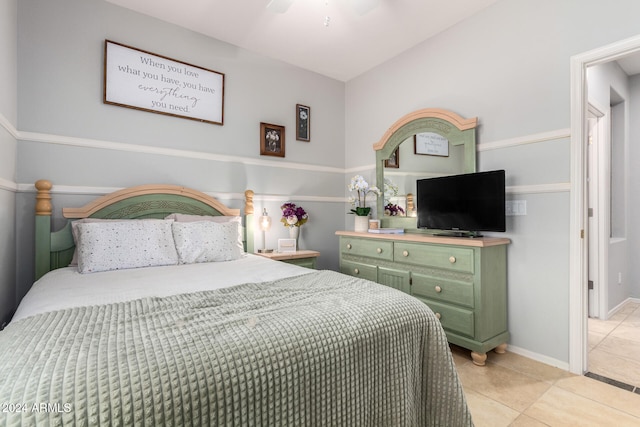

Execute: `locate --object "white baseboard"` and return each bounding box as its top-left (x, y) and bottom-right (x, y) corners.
top-left (608, 297), bottom-right (640, 318)
top-left (505, 344), bottom-right (570, 372)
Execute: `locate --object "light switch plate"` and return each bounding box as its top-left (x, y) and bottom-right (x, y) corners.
top-left (506, 200), bottom-right (527, 216)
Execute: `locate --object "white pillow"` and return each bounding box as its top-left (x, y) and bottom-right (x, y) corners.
top-left (76, 220), bottom-right (179, 273)
top-left (165, 213), bottom-right (244, 250)
top-left (69, 218), bottom-right (159, 266)
top-left (171, 221), bottom-right (244, 264)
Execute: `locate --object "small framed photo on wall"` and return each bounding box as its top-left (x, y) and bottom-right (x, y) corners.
top-left (260, 122), bottom-right (285, 157)
top-left (296, 104), bottom-right (310, 142)
top-left (384, 147), bottom-right (400, 168)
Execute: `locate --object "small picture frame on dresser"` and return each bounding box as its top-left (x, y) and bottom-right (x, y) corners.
top-left (278, 238), bottom-right (297, 253)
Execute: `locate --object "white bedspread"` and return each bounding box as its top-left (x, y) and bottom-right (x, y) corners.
top-left (12, 254), bottom-right (312, 323)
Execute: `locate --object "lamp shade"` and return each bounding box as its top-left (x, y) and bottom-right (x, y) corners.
top-left (260, 208), bottom-right (272, 232)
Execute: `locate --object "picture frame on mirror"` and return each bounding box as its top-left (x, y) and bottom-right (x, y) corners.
top-left (414, 132), bottom-right (449, 157)
top-left (384, 147), bottom-right (400, 168)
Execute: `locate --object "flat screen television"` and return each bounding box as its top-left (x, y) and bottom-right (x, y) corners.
top-left (416, 170), bottom-right (506, 237)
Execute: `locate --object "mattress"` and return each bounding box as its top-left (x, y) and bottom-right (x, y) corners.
top-left (2, 259), bottom-right (472, 426)
top-left (12, 254), bottom-right (310, 322)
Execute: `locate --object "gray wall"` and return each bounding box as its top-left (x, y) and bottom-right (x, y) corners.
top-left (0, 0), bottom-right (17, 327)
top-left (345, 0), bottom-right (640, 364)
top-left (14, 0), bottom-right (346, 305)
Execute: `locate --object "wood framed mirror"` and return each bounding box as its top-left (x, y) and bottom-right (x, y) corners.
top-left (373, 108), bottom-right (478, 230)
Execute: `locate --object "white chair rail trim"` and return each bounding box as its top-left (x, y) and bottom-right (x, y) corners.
top-left (16, 182), bottom-right (568, 199)
top-left (9, 121), bottom-right (571, 176)
top-left (16, 183), bottom-right (345, 203)
top-left (477, 128), bottom-right (570, 151)
top-left (0, 178), bottom-right (18, 192)
top-left (18, 130), bottom-right (344, 174)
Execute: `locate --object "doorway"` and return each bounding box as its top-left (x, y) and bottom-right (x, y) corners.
top-left (570, 34), bottom-right (640, 375)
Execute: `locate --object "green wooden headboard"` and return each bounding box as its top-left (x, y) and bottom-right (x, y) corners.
top-left (34, 180), bottom-right (255, 281)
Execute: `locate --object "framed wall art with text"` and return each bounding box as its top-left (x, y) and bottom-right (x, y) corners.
top-left (104, 40), bottom-right (225, 125)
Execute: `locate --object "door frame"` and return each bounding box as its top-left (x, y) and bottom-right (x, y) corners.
top-left (586, 102), bottom-right (609, 321)
top-left (569, 34), bottom-right (640, 374)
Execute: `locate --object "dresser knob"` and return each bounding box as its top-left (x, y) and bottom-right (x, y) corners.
top-left (435, 285), bottom-right (442, 293)
top-left (347, 244), bottom-right (352, 250)
top-left (435, 313), bottom-right (441, 320)
top-left (402, 250), bottom-right (409, 257)
top-left (376, 248), bottom-right (382, 254)
top-left (449, 256), bottom-right (456, 264)
top-left (354, 268), bottom-right (359, 274)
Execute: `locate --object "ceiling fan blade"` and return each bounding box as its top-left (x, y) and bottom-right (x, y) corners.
top-left (349, 0), bottom-right (380, 16)
top-left (266, 0), bottom-right (295, 14)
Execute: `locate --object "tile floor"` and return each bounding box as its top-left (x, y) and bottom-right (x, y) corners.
top-left (588, 301), bottom-right (640, 390)
top-left (452, 345), bottom-right (640, 426)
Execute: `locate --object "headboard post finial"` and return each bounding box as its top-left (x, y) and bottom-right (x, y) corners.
top-left (35, 180), bottom-right (53, 216)
top-left (244, 190), bottom-right (255, 215)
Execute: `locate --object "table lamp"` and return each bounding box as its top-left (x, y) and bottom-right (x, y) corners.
top-left (258, 207), bottom-right (273, 253)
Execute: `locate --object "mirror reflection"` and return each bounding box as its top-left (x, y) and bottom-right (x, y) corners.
top-left (383, 136), bottom-right (465, 203)
top-left (374, 109), bottom-right (477, 227)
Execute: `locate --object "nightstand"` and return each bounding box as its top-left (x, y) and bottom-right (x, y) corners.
top-left (256, 250), bottom-right (320, 269)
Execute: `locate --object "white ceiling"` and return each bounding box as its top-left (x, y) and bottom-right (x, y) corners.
top-left (105, 0), bottom-right (500, 81)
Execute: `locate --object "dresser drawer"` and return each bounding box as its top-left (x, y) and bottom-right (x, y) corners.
top-left (340, 237), bottom-right (393, 261)
top-left (395, 242), bottom-right (474, 273)
top-left (378, 267), bottom-right (411, 294)
top-left (418, 298), bottom-right (475, 338)
top-left (411, 273), bottom-right (474, 308)
top-left (340, 260), bottom-right (378, 282)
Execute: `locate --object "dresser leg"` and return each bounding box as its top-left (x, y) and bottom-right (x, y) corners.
top-left (494, 343), bottom-right (507, 354)
top-left (470, 351), bottom-right (487, 366)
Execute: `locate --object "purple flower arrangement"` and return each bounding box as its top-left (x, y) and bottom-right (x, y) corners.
top-left (280, 202), bottom-right (308, 227)
top-left (384, 203), bottom-right (405, 216)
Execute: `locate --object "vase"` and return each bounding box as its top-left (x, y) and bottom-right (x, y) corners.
top-left (289, 226), bottom-right (300, 250)
top-left (354, 215), bottom-right (369, 233)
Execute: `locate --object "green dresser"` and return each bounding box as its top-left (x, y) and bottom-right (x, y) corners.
top-left (336, 231), bottom-right (510, 366)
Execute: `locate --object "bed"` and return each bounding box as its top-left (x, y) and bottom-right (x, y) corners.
top-left (0, 181), bottom-right (473, 426)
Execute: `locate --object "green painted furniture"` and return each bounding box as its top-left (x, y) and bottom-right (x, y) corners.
top-left (336, 231), bottom-right (510, 366)
top-left (34, 180), bottom-right (255, 281)
top-left (373, 108), bottom-right (478, 231)
top-left (256, 250), bottom-right (320, 269)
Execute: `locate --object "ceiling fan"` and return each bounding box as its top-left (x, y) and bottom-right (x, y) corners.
top-left (266, 0), bottom-right (380, 16)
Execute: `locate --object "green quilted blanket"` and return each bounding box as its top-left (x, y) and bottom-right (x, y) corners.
top-left (0, 270), bottom-right (472, 426)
